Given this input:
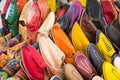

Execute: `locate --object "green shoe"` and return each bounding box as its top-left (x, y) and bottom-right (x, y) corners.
top-left (5, 0), bottom-right (19, 37)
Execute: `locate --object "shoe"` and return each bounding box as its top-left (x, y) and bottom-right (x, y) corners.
top-left (5, 0), bottom-right (19, 37)
top-left (38, 32), bottom-right (65, 77)
top-left (51, 23), bottom-right (76, 64)
top-left (65, 0), bottom-right (82, 34)
top-left (102, 61), bottom-right (120, 80)
top-left (87, 43), bottom-right (105, 75)
top-left (21, 43), bottom-right (49, 80)
top-left (55, 8), bottom-right (66, 21)
top-left (26, 1), bottom-right (42, 43)
top-left (17, 0), bottom-right (27, 14)
top-left (105, 25), bottom-right (120, 50)
top-left (57, 15), bottom-right (69, 31)
top-left (92, 75), bottom-right (104, 80)
top-left (38, 12), bottom-right (55, 35)
top-left (101, 0), bottom-right (118, 24)
top-left (19, 0), bottom-right (33, 41)
top-left (71, 22), bottom-right (90, 55)
top-left (0, 59), bottom-right (20, 80)
top-left (112, 53), bottom-right (120, 71)
top-left (74, 52), bottom-right (97, 80)
top-left (64, 64), bottom-right (84, 80)
top-left (96, 30), bottom-right (116, 63)
top-left (37, 0), bottom-right (49, 21)
top-left (86, 0), bottom-right (103, 21)
top-left (78, 0), bottom-right (86, 8)
top-left (79, 10), bottom-right (97, 43)
top-left (48, 0), bottom-right (56, 12)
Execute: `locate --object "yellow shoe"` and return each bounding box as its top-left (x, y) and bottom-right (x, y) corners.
top-left (72, 0), bottom-right (86, 8)
top-left (48, 0), bottom-right (56, 12)
top-left (71, 22), bottom-right (90, 55)
top-left (78, 0), bottom-right (86, 8)
top-left (96, 30), bottom-right (116, 63)
top-left (102, 62), bottom-right (120, 80)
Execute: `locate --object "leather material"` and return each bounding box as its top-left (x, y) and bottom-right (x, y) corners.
top-left (26, 1), bottom-right (42, 43)
top-left (0, 59), bottom-right (20, 80)
top-left (101, 0), bottom-right (118, 24)
top-left (48, 0), bottom-right (56, 12)
top-left (17, 0), bottom-right (27, 14)
top-left (0, 33), bottom-right (11, 44)
top-left (4, 34), bottom-right (21, 47)
top-left (5, 0), bottom-right (19, 37)
top-left (51, 23), bottom-right (76, 64)
top-left (87, 43), bottom-right (105, 76)
top-left (86, 0), bottom-right (103, 21)
top-left (92, 75), bottom-right (104, 80)
top-left (19, 0), bottom-right (33, 41)
top-left (80, 10), bottom-right (97, 43)
top-left (74, 52), bottom-right (97, 80)
top-left (21, 43), bottom-right (48, 80)
top-left (64, 64), bottom-right (84, 80)
top-left (55, 8), bottom-right (66, 21)
top-left (96, 30), bottom-right (116, 63)
top-left (0, 53), bottom-right (11, 69)
top-left (38, 0), bottom-right (49, 21)
top-left (57, 15), bottom-right (69, 31)
top-left (65, 0), bottom-right (82, 34)
top-left (38, 12), bottom-right (55, 35)
top-left (71, 22), bottom-right (90, 55)
top-left (102, 61), bottom-right (120, 80)
top-left (38, 33), bottom-right (65, 77)
top-left (105, 25), bottom-right (120, 50)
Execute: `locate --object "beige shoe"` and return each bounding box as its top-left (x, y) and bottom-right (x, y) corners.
top-left (64, 64), bottom-right (84, 80)
top-left (19, 0), bottom-right (33, 41)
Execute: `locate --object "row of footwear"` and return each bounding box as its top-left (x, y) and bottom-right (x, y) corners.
top-left (0, 0), bottom-right (120, 80)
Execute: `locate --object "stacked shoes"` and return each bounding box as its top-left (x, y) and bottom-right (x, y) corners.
top-left (0, 0), bottom-right (120, 80)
